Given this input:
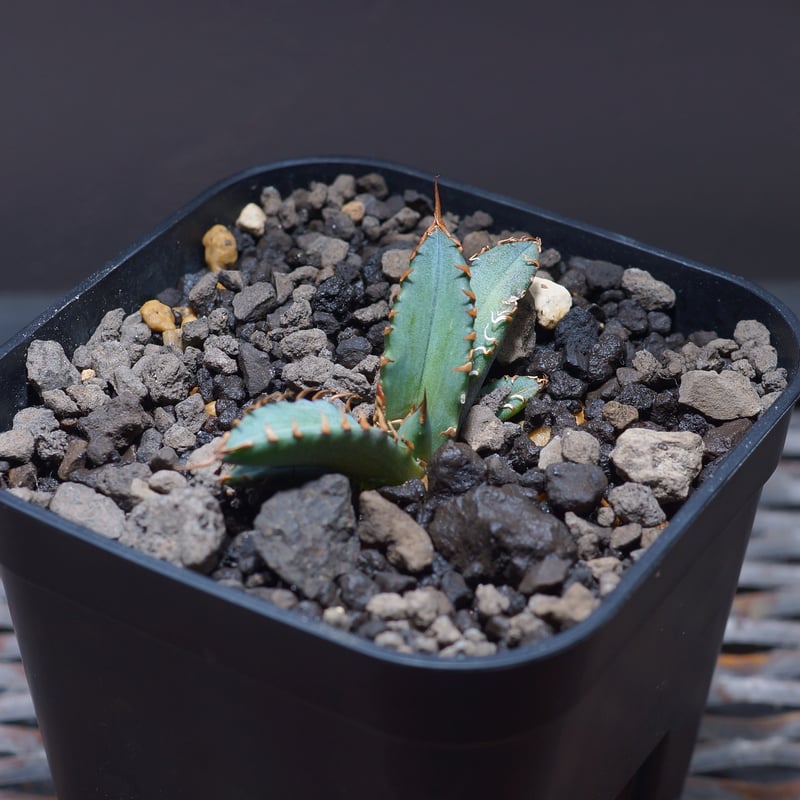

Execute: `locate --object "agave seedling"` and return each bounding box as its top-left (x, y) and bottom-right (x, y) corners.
top-left (218, 185), bottom-right (547, 488)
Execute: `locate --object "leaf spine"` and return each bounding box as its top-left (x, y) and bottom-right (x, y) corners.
top-left (263, 424), bottom-right (279, 444)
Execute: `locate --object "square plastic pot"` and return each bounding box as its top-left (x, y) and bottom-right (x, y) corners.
top-left (1, 158), bottom-right (799, 800)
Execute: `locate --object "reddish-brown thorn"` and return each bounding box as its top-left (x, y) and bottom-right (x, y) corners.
top-left (264, 424), bottom-right (279, 443)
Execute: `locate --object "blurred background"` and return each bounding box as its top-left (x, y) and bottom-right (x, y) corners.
top-left (1, 0), bottom-right (798, 343)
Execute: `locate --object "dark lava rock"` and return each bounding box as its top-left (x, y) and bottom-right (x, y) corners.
top-left (648, 311), bottom-right (672, 335)
top-left (336, 336), bottom-right (372, 368)
top-left (554, 307), bottom-right (601, 378)
top-left (546, 370), bottom-right (587, 401)
top-left (485, 453), bottom-right (521, 485)
top-left (703, 418), bottom-right (753, 460)
top-left (222, 530), bottom-right (264, 575)
top-left (586, 334), bottom-right (624, 384)
top-left (505, 435), bottom-right (541, 473)
top-left (440, 569), bottom-right (473, 609)
top-left (428, 484), bottom-right (576, 584)
top-left (616, 383), bottom-right (657, 412)
top-left (678, 413), bottom-right (712, 436)
top-left (253, 473), bottom-right (359, 600)
top-left (577, 258), bottom-right (625, 293)
top-left (527, 348), bottom-right (562, 375)
top-left (314, 276), bottom-right (363, 317)
top-left (616, 299), bottom-right (649, 335)
top-left (427, 442), bottom-right (486, 496)
top-left (544, 462), bottom-right (608, 515)
top-left (649, 391), bottom-right (679, 427)
top-left (356, 548), bottom-right (390, 576)
top-left (377, 477), bottom-right (426, 509)
top-left (77, 397), bottom-right (151, 465)
top-left (337, 571), bottom-right (379, 611)
top-left (374, 571), bottom-right (417, 594)
top-left (187, 272), bottom-right (220, 316)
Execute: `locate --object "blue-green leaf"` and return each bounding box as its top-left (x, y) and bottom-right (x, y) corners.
top-left (379, 206), bottom-right (474, 460)
top-left (220, 398), bottom-right (424, 488)
top-left (482, 374), bottom-right (548, 421)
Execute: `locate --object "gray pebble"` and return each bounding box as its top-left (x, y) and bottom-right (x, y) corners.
top-left (132, 351), bottom-right (191, 405)
top-left (621, 268), bottom-right (676, 310)
top-left (232, 282), bottom-right (278, 323)
top-left (253, 473), bottom-right (358, 600)
top-left (461, 405), bottom-right (517, 453)
top-left (608, 482), bottom-right (667, 526)
top-left (41, 389), bottom-right (80, 417)
top-left (26, 340), bottom-right (81, 393)
top-left (610, 429), bottom-right (703, 503)
top-left (148, 470), bottom-right (188, 493)
top-left (282, 355), bottom-right (333, 389)
top-left (110, 365), bottom-right (148, 403)
top-left (0, 429), bottom-right (35, 462)
top-left (66, 382), bottom-right (109, 412)
top-left (162, 424), bottom-right (196, 453)
top-left (122, 486), bottom-right (226, 572)
top-left (678, 369), bottom-right (762, 420)
top-left (733, 319), bottom-right (771, 346)
top-left (561, 429), bottom-right (600, 464)
top-left (203, 345), bottom-right (238, 375)
top-left (280, 328), bottom-right (329, 361)
top-left (50, 482), bottom-right (126, 539)
top-left (86, 308), bottom-right (126, 344)
top-left (87, 341), bottom-right (130, 380)
top-left (296, 232), bottom-right (349, 268)
top-left (175, 393), bottom-right (207, 433)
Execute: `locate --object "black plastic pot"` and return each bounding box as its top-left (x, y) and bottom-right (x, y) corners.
top-left (1, 158), bottom-right (798, 800)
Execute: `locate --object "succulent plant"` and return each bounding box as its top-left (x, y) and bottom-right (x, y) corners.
top-left (219, 185), bottom-right (547, 488)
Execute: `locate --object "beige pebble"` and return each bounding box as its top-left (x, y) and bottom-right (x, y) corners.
top-left (528, 425), bottom-right (552, 447)
top-left (530, 276), bottom-right (572, 329)
top-left (202, 224), bottom-right (238, 272)
top-left (204, 400), bottom-right (217, 417)
top-left (161, 328), bottom-right (183, 349)
top-left (341, 199), bottom-right (366, 222)
top-left (236, 203), bottom-right (267, 236)
top-left (174, 305), bottom-right (197, 325)
top-left (80, 368), bottom-right (96, 381)
top-left (140, 299), bottom-right (177, 333)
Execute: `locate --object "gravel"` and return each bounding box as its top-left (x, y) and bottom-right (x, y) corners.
top-left (0, 171), bottom-right (786, 659)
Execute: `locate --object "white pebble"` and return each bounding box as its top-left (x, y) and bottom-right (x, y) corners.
top-left (236, 203), bottom-right (267, 236)
top-left (530, 276), bottom-right (572, 329)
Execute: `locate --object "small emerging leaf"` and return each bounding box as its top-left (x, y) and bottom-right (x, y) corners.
top-left (483, 374), bottom-right (548, 421)
top-left (467, 237), bottom-right (541, 388)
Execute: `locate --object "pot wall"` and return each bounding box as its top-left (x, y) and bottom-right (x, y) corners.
top-left (1, 159), bottom-right (799, 799)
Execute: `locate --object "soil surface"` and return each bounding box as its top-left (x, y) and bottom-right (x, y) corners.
top-left (0, 173), bottom-right (786, 657)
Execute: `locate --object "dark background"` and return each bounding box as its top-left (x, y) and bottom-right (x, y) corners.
top-left (1, 0), bottom-right (798, 339)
